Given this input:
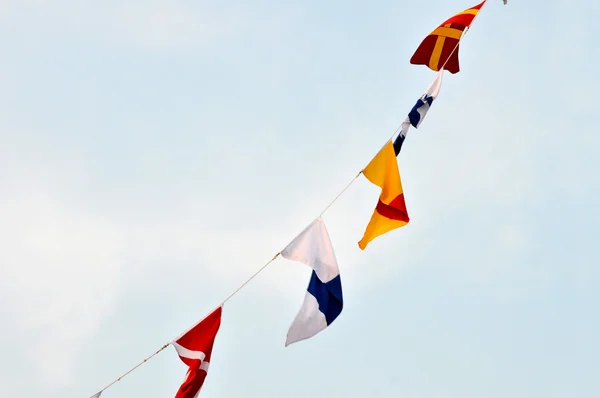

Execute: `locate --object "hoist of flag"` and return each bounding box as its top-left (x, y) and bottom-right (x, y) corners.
top-left (410, 1), bottom-right (485, 74)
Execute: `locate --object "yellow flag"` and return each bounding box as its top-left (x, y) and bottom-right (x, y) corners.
top-left (358, 141), bottom-right (409, 250)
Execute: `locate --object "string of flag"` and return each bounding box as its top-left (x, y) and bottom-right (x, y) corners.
top-left (88, 1), bottom-right (505, 396)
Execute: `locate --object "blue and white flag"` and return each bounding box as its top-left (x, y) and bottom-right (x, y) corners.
top-left (394, 70), bottom-right (443, 155)
top-left (281, 217), bottom-right (343, 346)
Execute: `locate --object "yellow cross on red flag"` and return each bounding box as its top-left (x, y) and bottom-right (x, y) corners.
top-left (410, 1), bottom-right (485, 74)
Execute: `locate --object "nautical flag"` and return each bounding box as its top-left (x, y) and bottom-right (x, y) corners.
top-left (358, 141), bottom-right (409, 250)
top-left (393, 70), bottom-right (443, 155)
top-left (172, 307), bottom-right (222, 398)
top-left (282, 217), bottom-right (343, 346)
top-left (410, 1), bottom-right (486, 73)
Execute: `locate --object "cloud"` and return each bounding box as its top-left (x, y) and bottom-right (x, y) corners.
top-left (1, 1), bottom-right (599, 397)
top-left (108, 1), bottom-right (244, 50)
top-left (0, 126), bottom-right (321, 394)
top-left (0, 166), bottom-right (125, 391)
top-left (0, 0), bottom-right (245, 50)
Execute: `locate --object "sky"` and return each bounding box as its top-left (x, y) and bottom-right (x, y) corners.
top-left (0, 0), bottom-right (599, 397)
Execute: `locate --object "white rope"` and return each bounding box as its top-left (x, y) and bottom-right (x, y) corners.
top-left (87, 3), bottom-right (492, 396)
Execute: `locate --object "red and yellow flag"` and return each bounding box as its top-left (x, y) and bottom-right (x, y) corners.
top-left (410, 1), bottom-right (485, 74)
top-left (358, 141), bottom-right (409, 250)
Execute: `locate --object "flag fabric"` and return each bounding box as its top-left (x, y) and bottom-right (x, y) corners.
top-left (172, 307), bottom-right (222, 398)
top-left (393, 70), bottom-right (443, 155)
top-left (281, 217), bottom-right (343, 346)
top-left (90, 393), bottom-right (102, 398)
top-left (410, 1), bottom-right (486, 74)
top-left (358, 141), bottom-right (409, 250)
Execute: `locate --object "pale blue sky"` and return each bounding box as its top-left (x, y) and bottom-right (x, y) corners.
top-left (1, 1), bottom-right (598, 397)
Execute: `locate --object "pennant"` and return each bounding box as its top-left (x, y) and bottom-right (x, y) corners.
top-left (358, 141), bottom-right (409, 250)
top-left (282, 217), bottom-right (343, 346)
top-left (90, 393), bottom-right (102, 398)
top-left (393, 71), bottom-right (443, 155)
top-left (410, 1), bottom-right (486, 73)
top-left (172, 307), bottom-right (222, 398)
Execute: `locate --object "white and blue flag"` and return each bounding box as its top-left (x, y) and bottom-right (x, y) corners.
top-left (394, 70), bottom-right (443, 155)
top-left (281, 217), bottom-right (343, 346)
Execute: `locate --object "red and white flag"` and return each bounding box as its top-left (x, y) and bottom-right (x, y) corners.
top-left (172, 306), bottom-right (222, 398)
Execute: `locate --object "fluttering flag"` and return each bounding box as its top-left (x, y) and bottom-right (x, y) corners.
top-left (281, 217), bottom-right (343, 346)
top-left (393, 70), bottom-right (443, 155)
top-left (172, 307), bottom-right (222, 398)
top-left (358, 141), bottom-right (409, 250)
top-left (410, 1), bottom-right (486, 73)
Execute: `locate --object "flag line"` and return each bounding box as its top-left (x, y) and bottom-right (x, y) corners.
top-left (87, 4), bottom-right (491, 395)
top-left (87, 169), bottom-right (365, 398)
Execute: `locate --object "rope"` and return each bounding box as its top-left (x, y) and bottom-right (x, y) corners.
top-left (88, 169), bottom-right (366, 398)
top-left (90, 343), bottom-right (170, 398)
top-left (438, 0), bottom-right (489, 72)
top-left (221, 252), bottom-right (281, 305)
top-left (88, 3), bottom-right (492, 396)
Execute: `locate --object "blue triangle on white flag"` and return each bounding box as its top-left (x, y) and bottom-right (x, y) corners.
top-left (394, 70), bottom-right (443, 155)
top-left (281, 217), bottom-right (343, 346)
